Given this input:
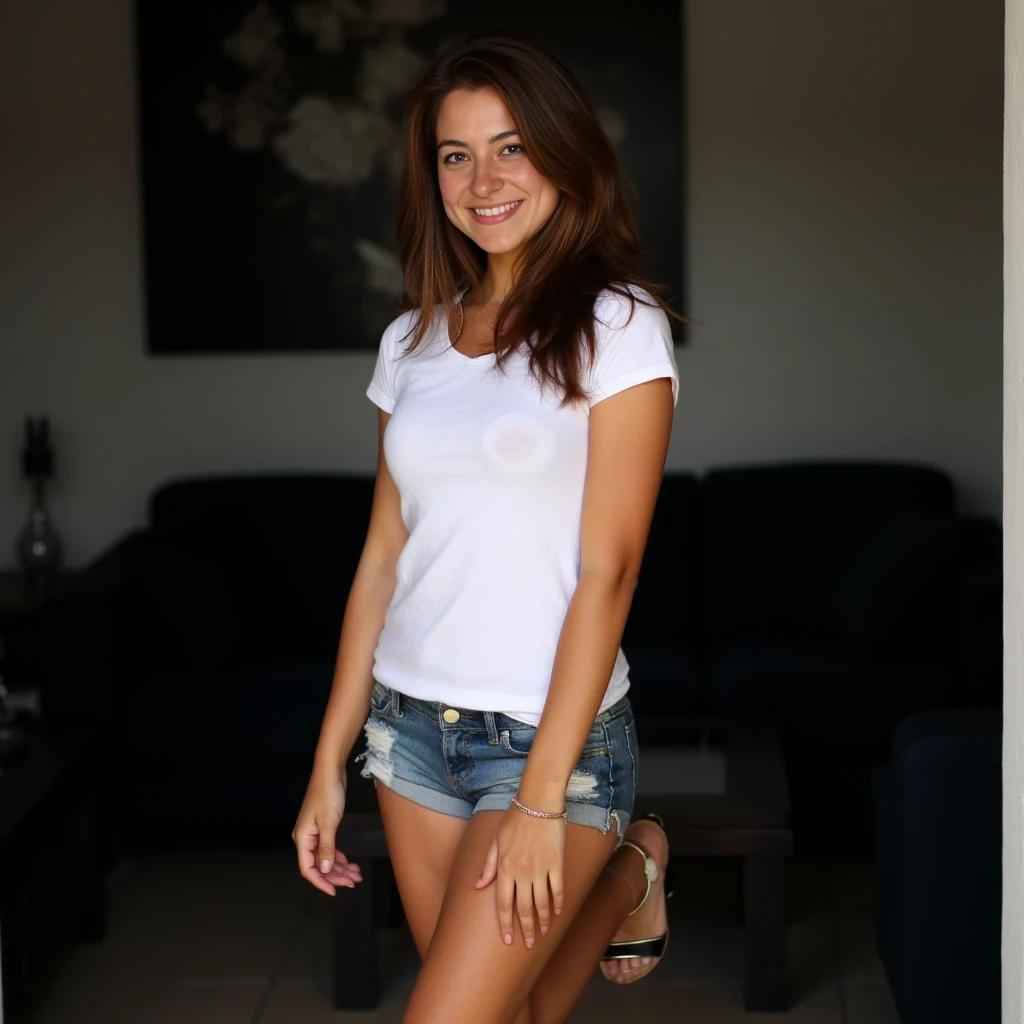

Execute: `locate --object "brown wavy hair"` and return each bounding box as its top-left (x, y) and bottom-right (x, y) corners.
top-left (395, 33), bottom-right (685, 406)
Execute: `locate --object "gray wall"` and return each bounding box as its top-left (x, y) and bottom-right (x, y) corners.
top-left (0, 0), bottom-right (1004, 568)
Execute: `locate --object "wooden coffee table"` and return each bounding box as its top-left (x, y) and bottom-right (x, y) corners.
top-left (331, 714), bottom-right (792, 1012)
top-left (631, 714), bottom-right (793, 1012)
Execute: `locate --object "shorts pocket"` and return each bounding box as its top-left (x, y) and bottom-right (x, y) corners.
top-left (500, 724), bottom-right (612, 758)
top-left (369, 680), bottom-right (393, 715)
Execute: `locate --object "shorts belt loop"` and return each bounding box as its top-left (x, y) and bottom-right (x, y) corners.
top-left (484, 711), bottom-right (499, 746)
top-left (392, 688), bottom-right (403, 718)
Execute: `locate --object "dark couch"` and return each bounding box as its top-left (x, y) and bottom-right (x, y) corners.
top-left (38, 460), bottom-right (1001, 853)
top-left (39, 476), bottom-right (376, 849)
top-left (872, 708), bottom-right (1002, 1023)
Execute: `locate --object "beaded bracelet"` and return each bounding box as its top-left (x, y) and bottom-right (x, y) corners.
top-left (511, 796), bottom-right (568, 820)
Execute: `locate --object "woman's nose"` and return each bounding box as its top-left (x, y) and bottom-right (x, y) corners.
top-left (471, 163), bottom-right (502, 197)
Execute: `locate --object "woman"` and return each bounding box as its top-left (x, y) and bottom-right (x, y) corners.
top-left (292, 33), bottom-right (683, 1024)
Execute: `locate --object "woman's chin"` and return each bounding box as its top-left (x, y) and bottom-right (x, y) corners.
top-left (470, 234), bottom-right (527, 256)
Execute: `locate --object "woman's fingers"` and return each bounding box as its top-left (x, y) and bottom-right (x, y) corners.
top-left (517, 882), bottom-right (536, 948)
top-left (325, 850), bottom-right (361, 875)
top-left (318, 834), bottom-right (337, 875)
top-left (294, 821), bottom-right (325, 886)
top-left (293, 814), bottom-right (359, 896)
top-left (296, 831), bottom-right (337, 896)
top-left (476, 837), bottom-right (498, 889)
top-left (533, 878), bottom-right (551, 937)
top-left (323, 859), bottom-right (363, 886)
top-left (549, 864), bottom-right (565, 918)
top-left (497, 868), bottom-right (516, 945)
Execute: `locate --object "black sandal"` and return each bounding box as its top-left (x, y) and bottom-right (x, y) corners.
top-left (600, 812), bottom-right (674, 983)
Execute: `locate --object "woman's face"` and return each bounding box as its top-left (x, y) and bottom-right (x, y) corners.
top-left (436, 86), bottom-right (560, 257)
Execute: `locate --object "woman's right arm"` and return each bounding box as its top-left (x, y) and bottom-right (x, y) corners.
top-left (314, 408), bottom-right (407, 772)
top-left (293, 409), bottom-right (407, 893)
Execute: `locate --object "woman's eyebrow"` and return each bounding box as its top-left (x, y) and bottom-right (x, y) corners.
top-left (436, 129), bottom-right (520, 150)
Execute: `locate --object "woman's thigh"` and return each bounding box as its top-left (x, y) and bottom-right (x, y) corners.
top-left (402, 810), bottom-right (619, 1024)
top-left (376, 781), bottom-right (470, 957)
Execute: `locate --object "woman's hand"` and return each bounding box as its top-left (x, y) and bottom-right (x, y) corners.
top-left (292, 765), bottom-right (363, 896)
top-left (475, 804), bottom-right (566, 948)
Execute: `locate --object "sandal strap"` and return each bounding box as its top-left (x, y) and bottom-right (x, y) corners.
top-left (617, 840), bottom-right (658, 915)
top-left (618, 839), bottom-right (658, 881)
top-left (602, 933), bottom-right (668, 960)
top-left (603, 863), bottom-right (650, 917)
top-left (604, 816), bottom-right (671, 917)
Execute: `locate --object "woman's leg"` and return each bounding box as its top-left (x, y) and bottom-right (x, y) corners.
top-left (530, 816), bottom-right (671, 1016)
top-left (379, 790), bottom-right (666, 1024)
top-left (402, 810), bottom-right (621, 1024)
top-left (376, 785), bottom-right (534, 1024)
top-left (375, 782), bottom-right (470, 958)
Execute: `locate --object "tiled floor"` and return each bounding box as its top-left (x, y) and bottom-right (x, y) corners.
top-left (30, 850), bottom-right (899, 1023)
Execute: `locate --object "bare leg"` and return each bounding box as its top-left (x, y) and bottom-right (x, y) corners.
top-left (376, 785), bottom-right (667, 1024)
top-left (376, 785), bottom-right (534, 1024)
top-left (402, 811), bottom-right (619, 1024)
top-left (375, 782), bottom-right (469, 959)
top-left (532, 816), bottom-right (670, 1020)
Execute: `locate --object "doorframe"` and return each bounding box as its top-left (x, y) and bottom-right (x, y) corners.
top-left (1004, 0), bottom-right (1022, 1019)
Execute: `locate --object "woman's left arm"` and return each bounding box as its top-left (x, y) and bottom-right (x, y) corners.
top-left (475, 375), bottom-right (675, 948)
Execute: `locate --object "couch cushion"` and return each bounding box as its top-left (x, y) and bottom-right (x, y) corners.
top-left (133, 532), bottom-right (243, 672)
top-left (621, 642), bottom-right (704, 716)
top-left (818, 507), bottom-right (977, 657)
top-left (124, 656), bottom-right (336, 766)
top-left (624, 474), bottom-right (702, 645)
top-left (702, 461), bottom-right (955, 645)
top-left (149, 474), bottom-right (375, 660)
top-left (707, 642), bottom-right (957, 719)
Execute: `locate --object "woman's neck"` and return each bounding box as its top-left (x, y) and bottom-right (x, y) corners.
top-left (474, 250), bottom-right (520, 305)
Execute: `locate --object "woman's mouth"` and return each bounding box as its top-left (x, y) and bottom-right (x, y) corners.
top-left (468, 199), bottom-right (524, 224)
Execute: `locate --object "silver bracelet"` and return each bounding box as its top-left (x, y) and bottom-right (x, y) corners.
top-left (511, 796), bottom-right (568, 820)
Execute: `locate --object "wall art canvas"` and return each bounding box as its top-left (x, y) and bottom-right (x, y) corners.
top-left (134, 0), bottom-right (684, 353)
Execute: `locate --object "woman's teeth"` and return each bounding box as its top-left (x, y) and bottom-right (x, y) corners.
top-left (473, 200), bottom-right (522, 216)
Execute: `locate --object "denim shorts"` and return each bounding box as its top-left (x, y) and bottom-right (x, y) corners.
top-left (355, 680), bottom-right (638, 844)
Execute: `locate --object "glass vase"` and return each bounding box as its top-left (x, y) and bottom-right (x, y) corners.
top-left (15, 475), bottom-right (64, 600)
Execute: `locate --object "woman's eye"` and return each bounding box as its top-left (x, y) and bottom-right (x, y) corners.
top-left (441, 145), bottom-right (523, 165)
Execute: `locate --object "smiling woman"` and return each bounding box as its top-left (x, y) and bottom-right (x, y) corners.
top-left (393, 34), bottom-right (685, 397)
top-left (435, 89), bottom-right (561, 269)
top-left (292, 33), bottom-right (684, 1024)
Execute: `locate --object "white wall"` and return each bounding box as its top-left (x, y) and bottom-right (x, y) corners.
top-left (0, 0), bottom-right (1005, 569)
top-left (685, 0), bottom-right (1003, 515)
top-left (1004, 0), bottom-right (1022, 1016)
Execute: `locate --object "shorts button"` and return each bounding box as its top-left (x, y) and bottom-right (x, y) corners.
top-left (442, 708), bottom-right (460, 724)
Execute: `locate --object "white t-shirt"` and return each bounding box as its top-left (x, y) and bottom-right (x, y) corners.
top-left (365, 286), bottom-right (679, 725)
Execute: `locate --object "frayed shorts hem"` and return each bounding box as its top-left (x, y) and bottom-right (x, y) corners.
top-left (370, 772), bottom-right (474, 820)
top-left (370, 772), bottom-right (630, 847)
top-left (474, 794), bottom-right (631, 846)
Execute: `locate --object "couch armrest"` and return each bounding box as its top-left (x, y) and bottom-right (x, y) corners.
top-left (38, 530), bottom-right (152, 719)
top-left (904, 516), bottom-right (1002, 695)
top-left (875, 708), bottom-right (1001, 1024)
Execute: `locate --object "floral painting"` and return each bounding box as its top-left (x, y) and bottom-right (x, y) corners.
top-left (134, 0), bottom-right (683, 353)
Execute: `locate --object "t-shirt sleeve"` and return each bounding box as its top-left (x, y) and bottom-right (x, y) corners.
top-left (366, 321), bottom-right (399, 413)
top-left (588, 291), bottom-right (680, 409)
